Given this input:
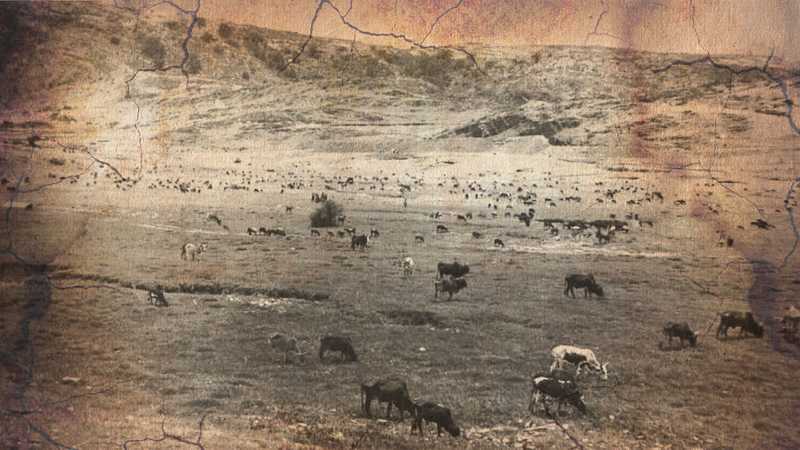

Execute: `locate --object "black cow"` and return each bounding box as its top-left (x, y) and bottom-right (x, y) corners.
top-left (529, 374), bottom-right (587, 416)
top-left (662, 322), bottom-right (698, 348)
top-left (266, 228), bottom-right (286, 237)
top-left (147, 287), bottom-right (168, 307)
top-left (414, 235), bottom-right (425, 243)
top-left (310, 229), bottom-right (320, 236)
top-left (319, 336), bottom-right (357, 362)
top-left (370, 228), bottom-right (380, 238)
top-left (258, 227), bottom-right (269, 235)
top-left (472, 231), bottom-right (483, 239)
top-left (361, 378), bottom-right (416, 421)
top-left (494, 238), bottom-right (505, 248)
top-left (436, 225), bottom-right (449, 233)
top-left (437, 262), bottom-right (470, 279)
top-left (564, 273), bottom-right (604, 298)
top-left (411, 402), bottom-right (461, 437)
top-left (351, 234), bottom-right (368, 250)
top-left (434, 278), bottom-right (467, 300)
top-left (344, 227), bottom-right (357, 236)
top-left (247, 227), bottom-right (258, 236)
top-left (717, 311), bottom-right (764, 338)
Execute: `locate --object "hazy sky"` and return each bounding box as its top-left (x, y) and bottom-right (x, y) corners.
top-left (146, 0), bottom-right (800, 63)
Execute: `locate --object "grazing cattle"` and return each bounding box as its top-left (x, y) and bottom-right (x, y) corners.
top-left (370, 228), bottom-right (380, 238)
top-left (351, 234), bottom-right (368, 250)
top-left (285, 206), bottom-right (293, 213)
top-left (269, 333), bottom-right (303, 364)
top-left (414, 235), bottom-right (425, 243)
top-left (472, 231), bottom-right (483, 239)
top-left (266, 228), bottom-right (286, 237)
top-left (310, 229), bottom-right (320, 236)
top-left (494, 238), bottom-right (505, 248)
top-left (337, 215), bottom-right (346, 225)
top-left (327, 231), bottom-right (336, 238)
top-left (319, 336), bottom-right (357, 362)
top-left (401, 257), bottom-right (415, 276)
top-left (258, 227), bottom-right (269, 235)
top-left (563, 273), bottom-right (604, 298)
top-left (411, 402), bottom-right (461, 437)
top-left (780, 306), bottom-right (800, 334)
top-left (247, 227), bottom-right (258, 236)
top-left (437, 262), bottom-right (470, 279)
top-left (147, 287), bottom-right (168, 307)
top-left (662, 322), bottom-right (698, 348)
top-left (436, 225), bottom-right (449, 233)
top-left (717, 311), bottom-right (764, 338)
top-left (434, 278), bottom-right (467, 300)
top-left (180, 242), bottom-right (208, 261)
top-left (457, 215), bottom-right (468, 223)
top-left (550, 345), bottom-right (608, 380)
top-left (344, 227), bottom-right (357, 236)
top-left (361, 378), bottom-right (416, 421)
top-left (529, 374), bottom-right (587, 416)
top-left (518, 213), bottom-right (532, 227)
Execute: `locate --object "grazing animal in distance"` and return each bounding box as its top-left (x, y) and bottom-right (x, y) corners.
top-left (411, 402), bottom-right (461, 437)
top-left (550, 345), bottom-right (608, 380)
top-left (529, 374), bottom-right (587, 416)
top-left (361, 378), bottom-right (416, 421)
top-left (434, 278), bottom-right (467, 300)
top-left (780, 305), bottom-right (800, 334)
top-left (344, 227), bottom-right (357, 236)
top-left (285, 205), bottom-right (293, 213)
top-left (717, 311), bottom-right (764, 338)
top-left (564, 273), bottom-right (604, 298)
top-left (147, 287), bottom-right (168, 307)
top-left (662, 322), bottom-right (698, 348)
top-left (351, 234), bottom-right (368, 250)
top-left (494, 238), bottom-right (505, 248)
top-left (401, 257), bottom-right (415, 276)
top-left (415, 235), bottom-right (425, 243)
top-left (310, 229), bottom-right (320, 236)
top-left (472, 231), bottom-right (483, 239)
top-left (437, 262), bottom-right (470, 279)
top-left (436, 225), bottom-right (449, 233)
top-left (370, 228), bottom-right (380, 238)
top-left (266, 228), bottom-right (286, 237)
top-left (337, 215), bottom-right (346, 225)
top-left (269, 333), bottom-right (303, 364)
top-left (180, 242), bottom-right (208, 261)
top-left (258, 227), bottom-right (268, 235)
top-left (318, 336), bottom-right (357, 362)
top-left (247, 227), bottom-right (258, 236)
top-left (457, 215), bottom-right (468, 223)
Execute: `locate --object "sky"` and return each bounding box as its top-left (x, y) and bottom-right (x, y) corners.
top-left (144, 0), bottom-right (800, 63)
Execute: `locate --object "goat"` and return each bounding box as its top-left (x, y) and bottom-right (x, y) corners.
top-left (550, 345), bottom-right (608, 380)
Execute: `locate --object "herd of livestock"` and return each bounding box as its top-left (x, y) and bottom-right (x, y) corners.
top-left (155, 173), bottom-right (800, 441)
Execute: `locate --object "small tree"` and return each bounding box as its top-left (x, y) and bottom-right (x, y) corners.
top-left (310, 200), bottom-right (342, 228)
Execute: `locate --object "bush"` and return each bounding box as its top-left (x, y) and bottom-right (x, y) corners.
top-left (200, 31), bottom-right (215, 44)
top-left (218, 22), bottom-right (234, 40)
top-left (137, 35), bottom-right (166, 68)
top-left (310, 200), bottom-right (342, 228)
top-left (185, 54), bottom-right (202, 74)
top-left (110, 36), bottom-right (120, 45)
top-left (196, 17), bottom-right (207, 28)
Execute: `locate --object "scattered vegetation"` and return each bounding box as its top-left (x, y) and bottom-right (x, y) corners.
top-left (310, 200), bottom-right (342, 228)
top-left (218, 23), bottom-right (234, 41)
top-left (137, 35), bottom-right (166, 68)
top-left (185, 54), bottom-right (202, 74)
top-left (110, 36), bottom-right (120, 46)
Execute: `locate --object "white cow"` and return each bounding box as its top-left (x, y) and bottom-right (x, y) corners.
top-left (550, 345), bottom-right (608, 380)
top-left (180, 242), bottom-right (208, 261)
top-left (401, 257), bottom-right (415, 276)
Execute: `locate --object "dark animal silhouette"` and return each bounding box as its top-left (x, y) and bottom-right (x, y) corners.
top-left (663, 322), bottom-right (698, 348)
top-left (411, 402), bottom-right (461, 437)
top-left (564, 273), bottom-right (604, 298)
top-left (435, 278), bottom-right (467, 300)
top-left (717, 311), bottom-right (764, 338)
top-left (351, 234), bottom-right (368, 250)
top-left (319, 336), bottom-right (357, 362)
top-left (437, 262), bottom-right (470, 279)
top-left (361, 378), bottom-right (416, 421)
top-left (529, 374), bottom-right (587, 416)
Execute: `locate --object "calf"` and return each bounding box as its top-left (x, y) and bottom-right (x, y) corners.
top-left (411, 402), bottom-right (461, 437)
top-left (564, 273), bottom-right (604, 298)
top-left (437, 262), bottom-right (470, 279)
top-left (434, 278), bottom-right (467, 300)
top-left (414, 235), bottom-right (425, 243)
top-left (319, 336), bottom-right (357, 362)
top-left (494, 238), bottom-right (505, 248)
top-left (550, 345), bottom-right (608, 380)
top-left (529, 374), bottom-right (587, 416)
top-left (780, 305), bottom-right (800, 334)
top-left (401, 257), bottom-right (415, 276)
top-left (436, 225), bottom-right (449, 233)
top-left (361, 378), bottom-right (416, 421)
top-left (717, 311), bottom-right (764, 338)
top-left (269, 333), bottom-right (303, 364)
top-left (351, 234), bottom-right (368, 250)
top-left (662, 322), bottom-right (698, 348)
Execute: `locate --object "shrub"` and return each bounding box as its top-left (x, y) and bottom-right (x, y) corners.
top-left (196, 17), bottom-right (207, 28)
top-left (200, 31), bottom-right (215, 44)
top-left (137, 35), bottom-right (166, 68)
top-left (310, 200), bottom-right (342, 228)
top-left (110, 36), bottom-right (120, 45)
top-left (185, 54), bottom-right (202, 74)
top-left (218, 22), bottom-right (234, 40)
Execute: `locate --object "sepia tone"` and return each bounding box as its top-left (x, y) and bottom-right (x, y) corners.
top-left (1, 1), bottom-right (800, 448)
